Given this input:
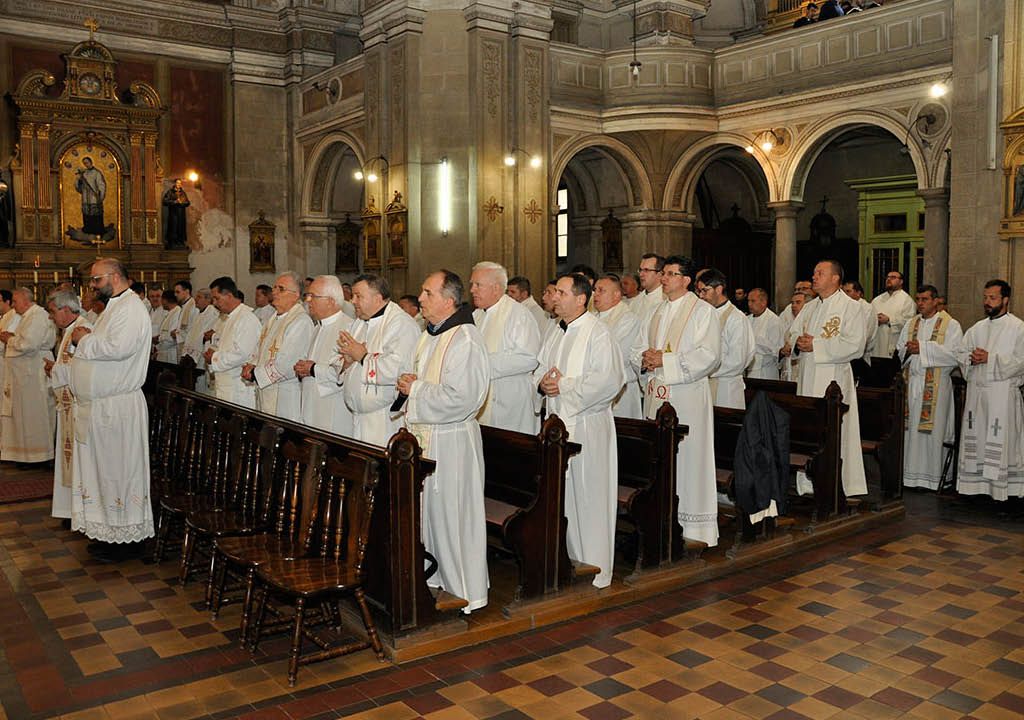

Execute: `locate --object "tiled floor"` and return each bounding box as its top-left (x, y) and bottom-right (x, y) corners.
top-left (0, 476), bottom-right (1021, 719)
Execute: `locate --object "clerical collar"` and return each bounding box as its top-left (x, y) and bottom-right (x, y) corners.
top-left (989, 311), bottom-right (1008, 321)
top-left (558, 311), bottom-right (587, 332)
top-left (426, 303), bottom-right (475, 336)
top-left (369, 304), bottom-right (387, 320)
top-left (713, 299), bottom-right (730, 310)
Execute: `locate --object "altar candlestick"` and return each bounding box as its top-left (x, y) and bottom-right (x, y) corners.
top-left (33, 270), bottom-right (39, 284)
top-left (53, 271), bottom-right (59, 283)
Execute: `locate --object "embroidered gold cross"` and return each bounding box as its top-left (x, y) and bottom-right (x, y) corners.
top-left (84, 17), bottom-right (100, 41)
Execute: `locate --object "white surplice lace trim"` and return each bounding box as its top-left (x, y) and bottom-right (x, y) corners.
top-left (72, 518), bottom-right (154, 544)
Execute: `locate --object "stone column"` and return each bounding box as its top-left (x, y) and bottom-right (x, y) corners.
top-left (768, 200), bottom-right (804, 310)
top-left (621, 209), bottom-right (694, 270)
top-left (917, 187), bottom-right (950, 294)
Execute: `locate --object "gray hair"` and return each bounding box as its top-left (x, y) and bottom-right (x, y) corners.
top-left (472, 261), bottom-right (508, 290)
top-left (95, 257), bottom-right (128, 281)
top-left (48, 290), bottom-right (82, 315)
top-left (314, 275), bottom-right (345, 307)
top-left (195, 288), bottom-right (212, 300)
top-left (438, 269), bottom-right (464, 307)
top-left (276, 271), bottom-right (303, 293)
top-left (13, 287), bottom-right (33, 302)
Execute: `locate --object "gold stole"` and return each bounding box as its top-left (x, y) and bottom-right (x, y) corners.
top-left (904, 311), bottom-right (950, 433)
top-left (56, 318), bottom-right (81, 486)
top-left (408, 327), bottom-right (460, 457)
top-left (644, 294), bottom-right (699, 419)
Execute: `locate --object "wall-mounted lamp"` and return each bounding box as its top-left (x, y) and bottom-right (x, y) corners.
top-left (744, 129), bottom-right (784, 155)
top-left (899, 112), bottom-right (938, 155)
top-left (503, 147), bottom-right (542, 169)
top-left (354, 155), bottom-right (389, 183)
top-left (312, 79), bottom-right (338, 99)
top-left (929, 81), bottom-right (948, 98)
top-left (185, 169), bottom-right (202, 190)
top-left (629, 0), bottom-right (642, 80)
top-left (438, 157), bottom-right (451, 236)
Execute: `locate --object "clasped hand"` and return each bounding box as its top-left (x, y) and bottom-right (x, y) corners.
top-left (396, 373), bottom-right (417, 395)
top-left (970, 347), bottom-right (988, 365)
top-left (641, 349), bottom-right (664, 372)
top-left (539, 367), bottom-right (562, 397)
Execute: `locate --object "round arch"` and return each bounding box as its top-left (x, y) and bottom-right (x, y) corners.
top-left (782, 111), bottom-right (931, 202)
top-left (300, 131), bottom-right (365, 217)
top-left (550, 134), bottom-right (655, 211)
top-left (662, 132), bottom-right (779, 214)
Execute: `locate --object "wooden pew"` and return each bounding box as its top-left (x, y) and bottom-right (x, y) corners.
top-left (151, 384), bottom-right (444, 639)
top-left (745, 376), bottom-right (906, 505)
top-left (480, 417), bottom-right (583, 602)
top-left (615, 403), bottom-right (690, 572)
top-left (857, 374), bottom-right (905, 506)
top-left (716, 380), bottom-right (847, 522)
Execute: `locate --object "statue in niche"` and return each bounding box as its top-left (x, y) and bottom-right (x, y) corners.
top-left (601, 208), bottom-right (623, 272)
top-left (335, 213), bottom-right (360, 273)
top-left (1013, 165), bottom-right (1024, 216)
top-left (75, 156), bottom-right (107, 235)
top-left (162, 178), bottom-right (191, 248)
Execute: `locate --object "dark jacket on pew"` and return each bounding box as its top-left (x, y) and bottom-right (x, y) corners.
top-left (733, 392), bottom-right (790, 518)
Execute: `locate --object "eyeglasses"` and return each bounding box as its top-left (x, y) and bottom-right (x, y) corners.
top-left (637, 267), bottom-right (661, 274)
top-left (273, 285), bottom-right (299, 294)
top-left (303, 293), bottom-right (331, 300)
top-left (89, 273), bottom-right (114, 283)
top-left (664, 271), bottom-right (686, 278)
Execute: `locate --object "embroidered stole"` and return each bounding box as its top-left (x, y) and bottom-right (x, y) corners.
top-left (553, 316), bottom-right (598, 435)
top-left (477, 296), bottom-right (515, 420)
top-left (407, 327), bottom-right (460, 457)
top-left (903, 311), bottom-right (950, 433)
top-left (55, 318), bottom-right (84, 486)
top-left (256, 304), bottom-right (305, 412)
top-left (644, 294), bottom-right (699, 419)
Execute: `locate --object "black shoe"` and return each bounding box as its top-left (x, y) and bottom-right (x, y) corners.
top-left (60, 519), bottom-right (72, 531)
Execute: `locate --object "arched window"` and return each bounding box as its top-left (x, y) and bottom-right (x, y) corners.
top-left (556, 183), bottom-right (569, 261)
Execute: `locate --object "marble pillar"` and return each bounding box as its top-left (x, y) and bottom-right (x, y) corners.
top-left (769, 200), bottom-right (804, 310)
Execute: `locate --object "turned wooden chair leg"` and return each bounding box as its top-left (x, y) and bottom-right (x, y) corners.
top-left (210, 552), bottom-right (230, 620)
top-left (287, 597), bottom-right (306, 687)
top-left (239, 566), bottom-right (257, 647)
top-left (249, 583), bottom-right (268, 653)
top-left (355, 588), bottom-right (384, 661)
top-left (178, 526), bottom-right (196, 585)
top-left (205, 550), bottom-right (218, 609)
top-left (153, 511), bottom-right (172, 563)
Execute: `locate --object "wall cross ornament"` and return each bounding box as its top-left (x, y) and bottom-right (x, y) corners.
top-left (483, 196), bottom-right (503, 222)
top-left (523, 199), bottom-right (543, 224)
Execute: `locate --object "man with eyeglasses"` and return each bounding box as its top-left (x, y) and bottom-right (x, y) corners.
top-left (695, 268), bottom-right (755, 410)
top-left (204, 276), bottom-right (261, 407)
top-left (242, 272), bottom-right (312, 422)
top-left (870, 269), bottom-right (915, 360)
top-left (633, 255), bottom-right (721, 549)
top-left (294, 276), bottom-right (355, 436)
top-left (66, 258), bottom-right (154, 559)
top-left (631, 253), bottom-right (665, 326)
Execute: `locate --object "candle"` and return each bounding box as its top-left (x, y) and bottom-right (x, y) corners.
top-left (33, 255), bottom-right (40, 268)
top-left (33, 270), bottom-right (38, 284)
top-left (53, 271), bottom-right (59, 283)
top-left (68, 266), bottom-right (74, 279)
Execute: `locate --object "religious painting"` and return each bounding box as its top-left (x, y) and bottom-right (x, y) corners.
top-left (999, 110), bottom-right (1024, 239)
top-left (335, 213), bottom-right (360, 273)
top-left (386, 190), bottom-right (408, 268)
top-left (249, 210), bottom-right (276, 273)
top-left (362, 196), bottom-right (381, 269)
top-left (59, 142), bottom-right (120, 248)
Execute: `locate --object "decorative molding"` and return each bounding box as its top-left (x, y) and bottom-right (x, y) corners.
top-left (483, 196), bottom-right (503, 222)
top-left (482, 41), bottom-right (501, 120)
top-left (524, 48), bottom-right (542, 124)
top-left (523, 199), bottom-right (542, 224)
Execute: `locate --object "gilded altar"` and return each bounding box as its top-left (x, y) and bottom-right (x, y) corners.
top-left (2, 20), bottom-right (190, 292)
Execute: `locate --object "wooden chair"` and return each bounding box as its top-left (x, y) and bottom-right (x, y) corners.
top-left (152, 396), bottom-right (218, 562)
top-left (248, 452), bottom-right (383, 686)
top-left (178, 424), bottom-right (300, 585)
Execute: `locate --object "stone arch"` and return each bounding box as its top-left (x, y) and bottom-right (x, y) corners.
top-left (301, 131), bottom-right (365, 217)
top-left (782, 111), bottom-right (931, 202)
top-left (550, 134), bottom-right (655, 211)
top-left (662, 132), bottom-right (779, 214)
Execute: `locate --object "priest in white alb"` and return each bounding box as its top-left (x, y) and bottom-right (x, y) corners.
top-left (398, 270), bottom-right (490, 613)
top-left (68, 259), bottom-right (153, 557)
top-left (242, 272), bottom-right (312, 422)
top-left (593, 273), bottom-right (642, 419)
top-left (294, 276), bottom-right (354, 436)
top-left (793, 260), bottom-right (868, 498)
top-left (870, 270), bottom-right (915, 360)
top-left (171, 280), bottom-right (198, 358)
top-left (896, 285), bottom-right (963, 491)
top-left (179, 288), bottom-right (218, 393)
top-left (0, 288), bottom-right (56, 463)
top-left (204, 276), bottom-right (261, 408)
top-left (842, 281), bottom-right (878, 367)
top-left (45, 290), bottom-right (91, 520)
top-left (697, 269), bottom-right (755, 409)
top-left (536, 274), bottom-right (623, 588)
top-left (337, 273), bottom-right (421, 446)
top-left (507, 276), bottom-right (549, 336)
top-left (746, 288), bottom-right (784, 380)
top-left (780, 291), bottom-right (809, 382)
top-left (632, 253), bottom-right (665, 327)
top-left (956, 280), bottom-right (1024, 500)
top-left (154, 290), bottom-right (181, 363)
top-left (0, 290), bottom-right (19, 448)
top-left (633, 256), bottom-right (721, 547)
top-left (470, 261), bottom-right (540, 433)
top-left (148, 287), bottom-right (167, 341)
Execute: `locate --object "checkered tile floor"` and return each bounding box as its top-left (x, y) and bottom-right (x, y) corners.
top-left (0, 493), bottom-right (1021, 719)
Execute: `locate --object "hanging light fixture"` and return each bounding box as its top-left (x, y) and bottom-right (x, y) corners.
top-left (629, 0), bottom-right (642, 80)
